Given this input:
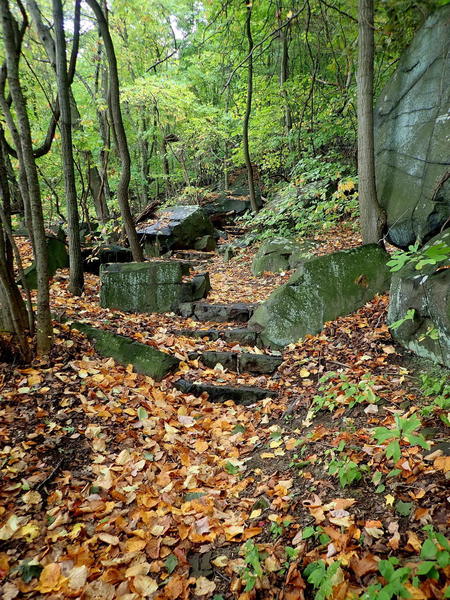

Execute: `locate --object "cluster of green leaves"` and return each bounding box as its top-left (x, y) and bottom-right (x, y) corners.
top-left (240, 540), bottom-right (265, 592)
top-left (240, 157), bottom-right (358, 240)
top-left (387, 240), bottom-right (450, 273)
top-left (372, 414), bottom-right (429, 462)
top-left (419, 374), bottom-right (450, 425)
top-left (303, 560), bottom-right (343, 600)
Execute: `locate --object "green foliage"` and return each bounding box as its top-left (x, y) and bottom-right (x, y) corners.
top-left (362, 557), bottom-right (412, 600)
top-left (240, 157), bottom-right (358, 240)
top-left (387, 241), bottom-right (450, 272)
top-left (240, 540), bottom-right (265, 592)
top-left (328, 455), bottom-right (364, 488)
top-left (372, 414), bottom-right (429, 463)
top-left (303, 560), bottom-right (343, 600)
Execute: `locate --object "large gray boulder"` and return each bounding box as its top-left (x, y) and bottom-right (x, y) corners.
top-left (137, 206), bottom-right (216, 256)
top-left (71, 322), bottom-right (179, 380)
top-left (248, 245), bottom-right (391, 348)
top-left (374, 6), bottom-right (450, 248)
top-left (387, 230), bottom-right (450, 367)
top-left (251, 238), bottom-right (317, 276)
top-left (100, 261), bottom-right (210, 313)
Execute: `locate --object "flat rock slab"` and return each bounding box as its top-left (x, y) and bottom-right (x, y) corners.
top-left (174, 378), bottom-right (277, 405)
top-left (189, 350), bottom-right (282, 374)
top-left (179, 302), bottom-right (257, 323)
top-left (374, 6), bottom-right (450, 248)
top-left (137, 206), bottom-right (216, 255)
top-left (387, 230), bottom-right (450, 367)
top-left (71, 322), bottom-right (179, 380)
top-left (249, 244), bottom-right (391, 348)
top-left (172, 250), bottom-right (215, 261)
top-left (100, 261), bottom-right (210, 313)
top-left (173, 327), bottom-right (260, 345)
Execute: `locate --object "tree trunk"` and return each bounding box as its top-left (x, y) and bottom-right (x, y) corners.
top-left (357, 0), bottom-right (385, 245)
top-left (278, 3), bottom-right (292, 151)
top-left (52, 0), bottom-right (84, 295)
top-left (243, 3), bottom-right (259, 213)
top-left (0, 0), bottom-right (52, 355)
top-left (86, 0), bottom-right (144, 261)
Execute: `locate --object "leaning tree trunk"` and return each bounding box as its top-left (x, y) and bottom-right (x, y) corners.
top-left (0, 0), bottom-right (52, 355)
top-left (85, 0), bottom-right (144, 261)
top-left (53, 0), bottom-right (84, 295)
top-left (243, 2), bottom-right (259, 213)
top-left (357, 0), bottom-right (386, 245)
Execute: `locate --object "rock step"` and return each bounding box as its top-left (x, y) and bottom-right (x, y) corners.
top-left (178, 302), bottom-right (257, 323)
top-left (172, 250), bottom-right (214, 261)
top-left (173, 327), bottom-right (260, 345)
top-left (174, 378), bottom-right (277, 405)
top-left (188, 350), bottom-right (282, 374)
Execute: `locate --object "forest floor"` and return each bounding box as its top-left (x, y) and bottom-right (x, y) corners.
top-left (1, 225), bottom-right (449, 600)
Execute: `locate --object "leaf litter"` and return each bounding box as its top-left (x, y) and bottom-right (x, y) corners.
top-left (1, 225), bottom-right (448, 599)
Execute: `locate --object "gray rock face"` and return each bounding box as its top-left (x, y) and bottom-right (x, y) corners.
top-left (100, 261), bottom-right (210, 313)
top-left (251, 238), bottom-right (316, 276)
top-left (374, 6), bottom-right (450, 248)
top-left (249, 245), bottom-right (391, 348)
top-left (137, 206), bottom-right (216, 255)
top-left (71, 322), bottom-right (179, 380)
top-left (387, 230), bottom-right (450, 367)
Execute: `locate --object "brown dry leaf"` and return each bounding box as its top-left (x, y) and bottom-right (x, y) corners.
top-left (133, 575), bottom-right (158, 596)
top-left (37, 563), bottom-right (67, 593)
top-left (350, 553), bottom-right (379, 578)
top-left (99, 532), bottom-right (120, 545)
top-left (68, 565), bottom-right (88, 590)
top-left (195, 576), bottom-right (216, 596)
top-left (406, 531), bottom-right (422, 552)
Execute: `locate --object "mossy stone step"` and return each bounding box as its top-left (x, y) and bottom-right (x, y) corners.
top-left (188, 350), bottom-right (282, 374)
top-left (179, 302), bottom-right (257, 323)
top-left (173, 327), bottom-right (260, 345)
top-left (71, 322), bottom-right (179, 381)
top-left (172, 250), bottom-right (214, 261)
top-left (174, 378), bottom-right (277, 405)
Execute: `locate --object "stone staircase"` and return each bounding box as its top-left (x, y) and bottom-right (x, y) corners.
top-left (171, 298), bottom-right (282, 405)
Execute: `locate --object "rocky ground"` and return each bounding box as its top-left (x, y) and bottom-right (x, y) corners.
top-left (0, 225), bottom-right (448, 600)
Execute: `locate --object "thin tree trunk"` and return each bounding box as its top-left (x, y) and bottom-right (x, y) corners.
top-left (53, 0), bottom-right (84, 295)
top-left (278, 2), bottom-right (292, 151)
top-left (0, 0), bottom-right (52, 355)
top-left (243, 3), bottom-right (259, 213)
top-left (357, 0), bottom-right (386, 245)
top-left (86, 0), bottom-right (143, 261)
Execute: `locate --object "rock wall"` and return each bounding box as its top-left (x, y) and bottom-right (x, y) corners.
top-left (374, 6), bottom-right (450, 248)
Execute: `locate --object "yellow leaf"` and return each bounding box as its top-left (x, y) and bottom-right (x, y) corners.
top-left (38, 563), bottom-right (67, 593)
top-left (299, 368), bottom-right (310, 378)
top-left (385, 494), bottom-right (395, 506)
top-left (19, 522), bottom-right (41, 541)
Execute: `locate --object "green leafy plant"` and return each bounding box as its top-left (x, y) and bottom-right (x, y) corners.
top-left (328, 455), bottom-right (364, 488)
top-left (417, 526), bottom-right (450, 581)
top-left (310, 372), bottom-right (379, 417)
top-left (372, 414), bottom-right (429, 462)
top-left (240, 540), bottom-right (265, 592)
top-left (362, 557), bottom-right (412, 600)
top-left (387, 241), bottom-right (450, 273)
top-left (303, 560), bottom-right (343, 600)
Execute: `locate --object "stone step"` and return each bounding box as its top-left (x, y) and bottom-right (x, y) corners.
top-left (172, 250), bottom-right (214, 262)
top-left (188, 350), bottom-right (282, 374)
top-left (173, 327), bottom-right (260, 345)
top-left (178, 302), bottom-right (257, 323)
top-left (174, 378), bottom-right (277, 405)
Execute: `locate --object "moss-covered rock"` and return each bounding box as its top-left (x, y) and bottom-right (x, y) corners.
top-left (249, 244), bottom-right (391, 348)
top-left (21, 237), bottom-right (69, 289)
top-left (387, 231), bottom-right (450, 367)
top-left (251, 238), bottom-right (316, 276)
top-left (100, 261), bottom-right (210, 313)
top-left (71, 322), bottom-right (179, 380)
top-left (374, 6), bottom-right (450, 248)
top-left (82, 245), bottom-right (132, 274)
